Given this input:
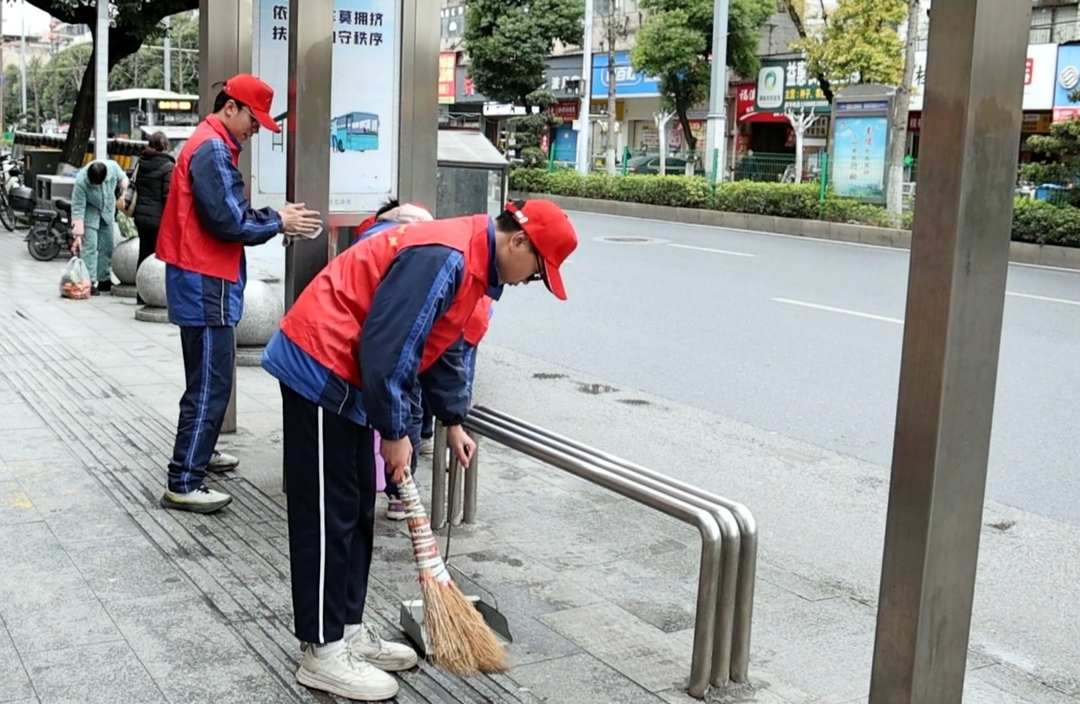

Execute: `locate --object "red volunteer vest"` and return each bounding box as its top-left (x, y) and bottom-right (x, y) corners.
top-left (280, 215), bottom-right (492, 388)
top-left (156, 116), bottom-right (246, 282)
top-left (464, 296), bottom-right (493, 347)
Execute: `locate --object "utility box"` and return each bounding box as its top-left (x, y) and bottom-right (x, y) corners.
top-left (436, 128), bottom-right (509, 218)
top-left (23, 148), bottom-right (64, 187)
top-left (828, 84), bottom-right (896, 205)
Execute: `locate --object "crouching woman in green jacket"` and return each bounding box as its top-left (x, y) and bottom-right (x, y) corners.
top-left (71, 160), bottom-right (129, 296)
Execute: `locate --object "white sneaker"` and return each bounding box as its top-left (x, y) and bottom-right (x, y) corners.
top-left (348, 623), bottom-right (419, 672)
top-left (297, 644), bottom-right (399, 701)
top-left (418, 437), bottom-right (434, 456)
top-left (159, 485), bottom-right (232, 514)
top-left (208, 450), bottom-right (240, 473)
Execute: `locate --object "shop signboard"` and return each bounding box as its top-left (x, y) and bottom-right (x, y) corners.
top-left (754, 58), bottom-right (830, 113)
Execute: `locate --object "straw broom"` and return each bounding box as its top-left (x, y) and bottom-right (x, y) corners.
top-left (396, 471), bottom-right (508, 676)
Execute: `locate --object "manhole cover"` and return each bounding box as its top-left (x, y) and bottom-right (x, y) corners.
top-left (595, 236), bottom-right (668, 244)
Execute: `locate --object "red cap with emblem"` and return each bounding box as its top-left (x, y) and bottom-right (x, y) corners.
top-left (223, 74), bottom-right (281, 133)
top-left (506, 200), bottom-right (578, 301)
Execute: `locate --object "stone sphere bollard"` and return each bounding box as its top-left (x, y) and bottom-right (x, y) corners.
top-left (111, 236), bottom-right (140, 298)
top-left (134, 254), bottom-right (169, 323)
top-left (237, 279), bottom-right (284, 366)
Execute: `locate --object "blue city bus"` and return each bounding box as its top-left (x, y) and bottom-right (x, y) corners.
top-left (331, 112), bottom-right (379, 152)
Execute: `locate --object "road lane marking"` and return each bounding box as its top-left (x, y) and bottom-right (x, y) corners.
top-left (772, 298), bottom-right (905, 324)
top-left (1006, 291), bottom-right (1080, 307)
top-left (668, 243), bottom-right (756, 258)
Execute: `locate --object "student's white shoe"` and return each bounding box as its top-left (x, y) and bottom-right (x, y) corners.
top-left (348, 623), bottom-right (419, 672)
top-left (296, 643), bottom-right (400, 701)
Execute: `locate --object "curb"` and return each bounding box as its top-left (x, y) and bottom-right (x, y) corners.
top-left (509, 191), bottom-right (1080, 271)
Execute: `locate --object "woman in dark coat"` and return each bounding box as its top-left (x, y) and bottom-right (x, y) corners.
top-left (133, 132), bottom-right (175, 303)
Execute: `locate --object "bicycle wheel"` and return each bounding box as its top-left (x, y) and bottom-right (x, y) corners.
top-left (27, 225), bottom-right (60, 261)
top-left (0, 190), bottom-right (15, 232)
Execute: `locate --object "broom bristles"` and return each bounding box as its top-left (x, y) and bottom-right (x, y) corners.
top-left (398, 473), bottom-right (509, 676)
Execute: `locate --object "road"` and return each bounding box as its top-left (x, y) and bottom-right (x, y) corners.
top-left (480, 211), bottom-right (1080, 527)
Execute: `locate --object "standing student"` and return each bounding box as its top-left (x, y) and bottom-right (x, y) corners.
top-left (156, 73), bottom-right (322, 514)
top-left (262, 200), bottom-right (578, 701)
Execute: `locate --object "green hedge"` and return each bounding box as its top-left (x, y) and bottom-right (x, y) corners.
top-left (510, 168), bottom-right (1080, 248)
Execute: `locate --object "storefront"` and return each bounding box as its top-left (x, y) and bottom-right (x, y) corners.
top-left (741, 56), bottom-right (831, 158)
top-left (589, 51), bottom-right (662, 159)
top-left (910, 43), bottom-right (1056, 163)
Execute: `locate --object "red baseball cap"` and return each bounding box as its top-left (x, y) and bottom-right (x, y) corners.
top-left (223, 74), bottom-right (281, 133)
top-left (506, 200), bottom-right (578, 300)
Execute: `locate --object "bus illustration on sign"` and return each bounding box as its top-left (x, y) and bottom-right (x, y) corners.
top-left (331, 112), bottom-right (379, 152)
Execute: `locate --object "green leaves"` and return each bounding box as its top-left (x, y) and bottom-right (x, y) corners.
top-left (796, 0), bottom-right (906, 86)
top-left (632, 0), bottom-right (774, 150)
top-left (463, 0), bottom-right (584, 106)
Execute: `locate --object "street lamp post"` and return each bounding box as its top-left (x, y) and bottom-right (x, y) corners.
top-left (94, 0), bottom-right (108, 159)
top-left (704, 0), bottom-right (729, 183)
top-left (575, 0), bottom-right (594, 175)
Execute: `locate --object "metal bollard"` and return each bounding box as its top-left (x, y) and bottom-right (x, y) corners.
top-left (463, 431), bottom-right (479, 523)
top-left (430, 424), bottom-right (449, 529)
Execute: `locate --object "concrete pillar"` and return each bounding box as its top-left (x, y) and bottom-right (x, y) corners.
top-left (868, 1), bottom-right (1031, 702)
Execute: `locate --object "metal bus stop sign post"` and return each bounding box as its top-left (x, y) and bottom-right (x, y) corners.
top-left (199, 0), bottom-right (253, 435)
top-left (869, 0), bottom-right (1030, 702)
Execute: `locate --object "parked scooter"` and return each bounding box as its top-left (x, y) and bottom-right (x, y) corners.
top-left (25, 198), bottom-right (75, 262)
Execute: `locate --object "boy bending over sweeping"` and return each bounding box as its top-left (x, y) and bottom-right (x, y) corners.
top-left (261, 200), bottom-right (577, 702)
top-left (352, 201), bottom-right (495, 522)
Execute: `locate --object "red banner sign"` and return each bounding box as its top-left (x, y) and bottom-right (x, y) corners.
top-left (735, 83), bottom-right (756, 120)
top-left (438, 52), bottom-right (457, 104)
top-left (549, 100), bottom-right (579, 120)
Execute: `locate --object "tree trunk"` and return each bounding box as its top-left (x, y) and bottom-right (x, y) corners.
top-left (886, 0), bottom-right (921, 224)
top-left (678, 110), bottom-right (696, 154)
top-left (61, 55), bottom-right (97, 169)
top-left (606, 41), bottom-right (618, 174)
top-left (781, 1), bottom-right (835, 103)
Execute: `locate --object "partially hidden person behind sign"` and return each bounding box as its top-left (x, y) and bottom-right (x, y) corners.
top-left (351, 201), bottom-right (496, 521)
top-left (260, 200), bottom-right (577, 701)
top-left (155, 73), bottom-right (322, 515)
top-left (132, 131), bottom-right (175, 303)
top-left (71, 158), bottom-right (129, 296)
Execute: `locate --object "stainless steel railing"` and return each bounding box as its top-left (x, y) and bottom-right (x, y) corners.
top-left (429, 405), bottom-right (758, 697)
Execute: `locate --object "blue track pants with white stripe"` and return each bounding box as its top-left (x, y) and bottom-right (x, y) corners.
top-left (281, 384), bottom-right (376, 645)
top-left (168, 326), bottom-right (235, 493)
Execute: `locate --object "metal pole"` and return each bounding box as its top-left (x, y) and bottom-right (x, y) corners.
top-left (1, 1), bottom-right (5, 138)
top-left (466, 416), bottom-right (722, 700)
top-left (93, 0), bottom-right (108, 160)
top-left (199, 0), bottom-right (246, 434)
top-left (163, 14), bottom-right (172, 92)
top-left (284, 0), bottom-right (332, 308)
top-left (575, 0), bottom-right (594, 175)
top-left (868, 0), bottom-right (1029, 702)
top-left (448, 450), bottom-right (463, 526)
top-left (469, 410), bottom-right (742, 687)
top-left (471, 406), bottom-right (757, 685)
top-left (19, 0), bottom-right (27, 117)
top-left (704, 0), bottom-right (729, 182)
top-left (431, 424), bottom-right (448, 529)
top-left (462, 430), bottom-right (478, 523)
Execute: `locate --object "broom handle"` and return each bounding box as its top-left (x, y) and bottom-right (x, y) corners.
top-left (397, 472), bottom-right (453, 586)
